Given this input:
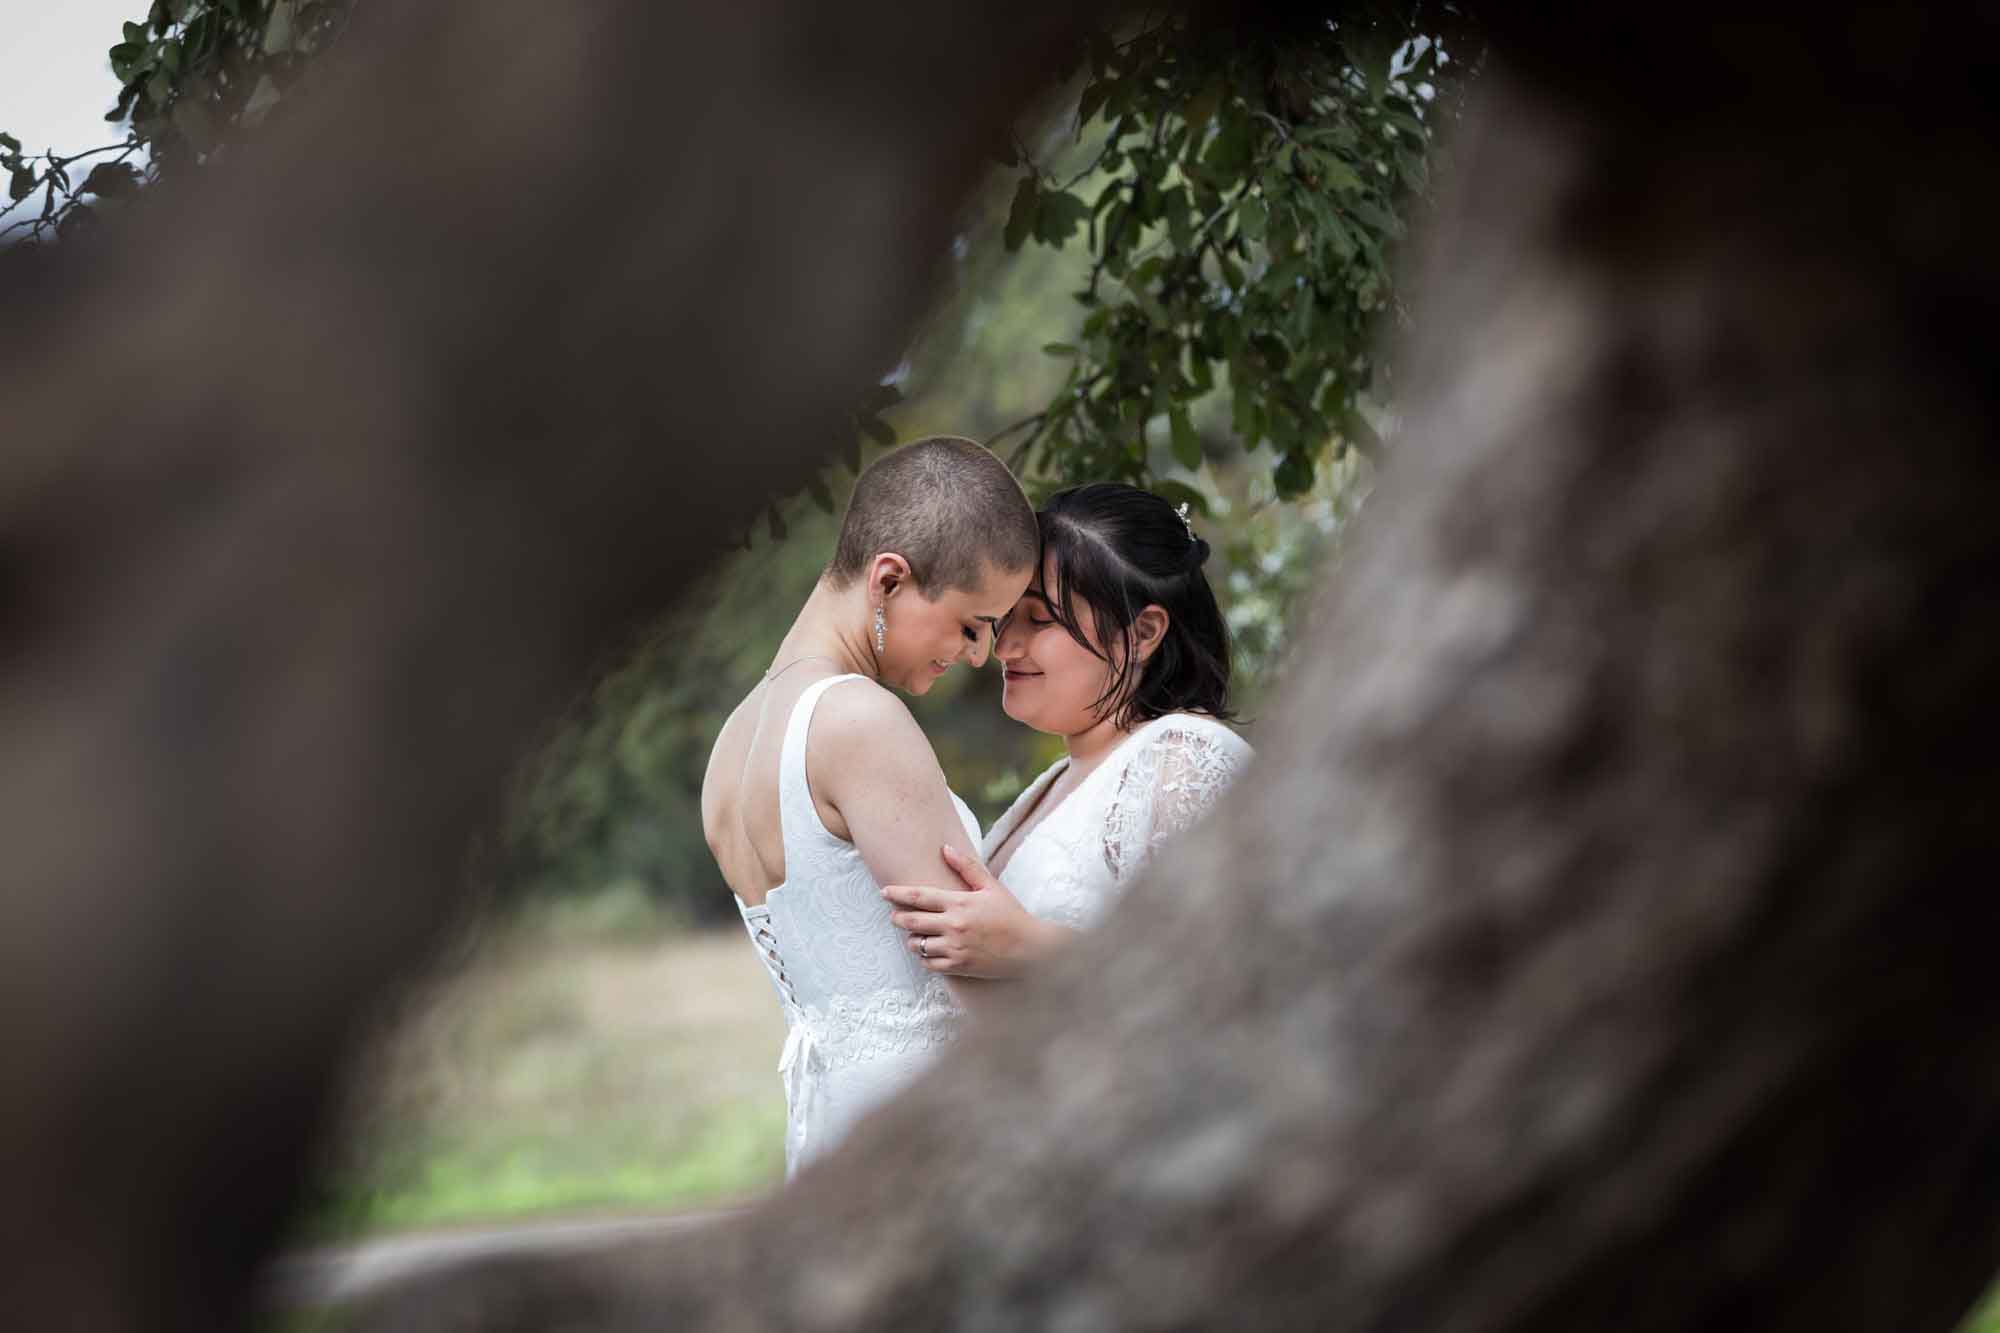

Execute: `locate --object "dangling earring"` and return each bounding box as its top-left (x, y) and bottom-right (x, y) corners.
top-left (873, 604), bottom-right (886, 656)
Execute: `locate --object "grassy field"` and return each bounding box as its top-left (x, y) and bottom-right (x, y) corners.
top-left (294, 893), bottom-right (2000, 1332)
top-left (301, 895), bottom-right (786, 1240)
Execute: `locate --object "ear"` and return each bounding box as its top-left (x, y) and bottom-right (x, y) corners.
top-left (868, 552), bottom-right (914, 601)
top-left (1130, 605), bottom-right (1170, 665)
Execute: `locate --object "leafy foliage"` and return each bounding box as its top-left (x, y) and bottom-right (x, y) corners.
top-left (0, 0), bottom-right (352, 245)
top-left (6, 3), bottom-right (1459, 918)
top-left (994, 8), bottom-right (1472, 502)
top-left (8, 2), bottom-right (1465, 513)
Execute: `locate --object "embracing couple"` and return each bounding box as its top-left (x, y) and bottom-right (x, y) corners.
top-left (701, 436), bottom-right (1251, 1177)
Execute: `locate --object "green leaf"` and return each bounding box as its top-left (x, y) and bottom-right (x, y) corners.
top-left (80, 161), bottom-right (140, 199)
top-left (1164, 185), bottom-right (1192, 250)
top-left (1182, 78), bottom-right (1224, 139)
top-left (1311, 151), bottom-right (1365, 194)
top-left (1218, 252), bottom-right (1245, 293)
top-left (8, 166), bottom-right (35, 203)
top-left (123, 21), bottom-right (147, 44)
top-left (109, 42), bottom-right (147, 81)
top-left (1274, 449), bottom-right (1316, 498)
top-left (1264, 254), bottom-right (1309, 293)
top-left (1034, 189), bottom-right (1089, 245)
top-left (1186, 347), bottom-right (1215, 395)
top-left (1232, 376), bottom-right (1258, 441)
top-left (1169, 406), bottom-right (1202, 471)
top-left (1235, 195), bottom-right (1267, 243)
top-left (1202, 107), bottom-right (1254, 176)
top-left (1076, 78), bottom-right (1111, 131)
top-left (1002, 175), bottom-right (1039, 252)
top-left (1041, 342), bottom-right (1077, 357)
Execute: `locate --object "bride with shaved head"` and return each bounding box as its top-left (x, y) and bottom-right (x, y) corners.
top-left (702, 436), bottom-right (1037, 1177)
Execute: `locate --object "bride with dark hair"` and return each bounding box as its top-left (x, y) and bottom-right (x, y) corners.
top-left (883, 482), bottom-right (1253, 973)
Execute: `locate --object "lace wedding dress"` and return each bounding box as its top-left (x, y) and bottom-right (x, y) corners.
top-left (734, 674), bottom-right (981, 1179)
top-left (982, 712), bottom-right (1252, 931)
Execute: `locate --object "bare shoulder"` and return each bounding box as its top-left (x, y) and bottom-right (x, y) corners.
top-left (806, 676), bottom-right (946, 801)
top-left (808, 675), bottom-right (927, 750)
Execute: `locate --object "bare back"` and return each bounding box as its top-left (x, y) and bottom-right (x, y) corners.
top-left (702, 670), bottom-right (838, 907)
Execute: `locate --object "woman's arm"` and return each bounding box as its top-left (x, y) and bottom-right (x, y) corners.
top-left (1104, 720), bottom-right (1252, 881)
top-left (811, 680), bottom-right (1066, 983)
top-left (809, 679), bottom-right (984, 893)
top-left (883, 845), bottom-right (1079, 979)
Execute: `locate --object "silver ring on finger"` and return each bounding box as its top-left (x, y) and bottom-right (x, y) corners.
top-left (919, 936), bottom-right (930, 959)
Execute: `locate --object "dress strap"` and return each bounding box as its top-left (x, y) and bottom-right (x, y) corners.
top-left (777, 673), bottom-right (866, 848)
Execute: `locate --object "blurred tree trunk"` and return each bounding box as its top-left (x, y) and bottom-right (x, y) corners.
top-left (0, 3), bottom-right (1084, 1329)
top-left (354, 7), bottom-right (2000, 1332)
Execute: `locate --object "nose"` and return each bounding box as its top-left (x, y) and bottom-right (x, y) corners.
top-left (966, 631), bottom-right (991, 670)
top-left (995, 616), bottom-right (1029, 663)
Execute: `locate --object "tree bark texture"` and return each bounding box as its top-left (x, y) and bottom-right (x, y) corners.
top-left (0, 3), bottom-right (1086, 1329)
top-left (353, 7), bottom-right (2000, 1332)
top-left (3, 2), bottom-right (1999, 1331)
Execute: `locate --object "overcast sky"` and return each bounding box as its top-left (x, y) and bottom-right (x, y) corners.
top-left (2, 1), bottom-right (144, 157)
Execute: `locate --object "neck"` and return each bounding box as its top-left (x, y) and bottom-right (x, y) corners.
top-left (1062, 709), bottom-right (1137, 769)
top-left (771, 578), bottom-right (878, 682)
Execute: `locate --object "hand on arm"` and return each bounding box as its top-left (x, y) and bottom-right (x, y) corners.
top-left (883, 844), bottom-right (1078, 979)
top-left (813, 683), bottom-right (984, 887)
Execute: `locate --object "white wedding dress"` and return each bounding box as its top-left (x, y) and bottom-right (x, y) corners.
top-left (735, 674), bottom-right (981, 1179)
top-left (982, 712), bottom-right (1252, 931)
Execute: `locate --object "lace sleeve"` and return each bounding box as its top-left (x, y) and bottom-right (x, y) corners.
top-left (1101, 718), bottom-right (1252, 882)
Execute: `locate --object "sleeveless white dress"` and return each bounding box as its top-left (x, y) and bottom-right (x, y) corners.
top-left (734, 674), bottom-right (981, 1178)
top-left (981, 712), bottom-right (1252, 931)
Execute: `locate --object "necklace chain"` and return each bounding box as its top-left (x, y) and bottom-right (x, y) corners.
top-left (761, 653), bottom-right (847, 683)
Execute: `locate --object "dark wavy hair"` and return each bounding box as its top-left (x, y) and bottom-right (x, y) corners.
top-left (1032, 483), bottom-right (1236, 729)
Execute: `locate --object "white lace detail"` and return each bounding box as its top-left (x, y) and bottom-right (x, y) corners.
top-left (984, 713), bottom-right (1251, 932)
top-left (734, 674), bottom-right (978, 1178)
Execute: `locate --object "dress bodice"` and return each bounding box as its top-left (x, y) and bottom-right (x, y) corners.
top-left (982, 712), bottom-right (1252, 932)
top-left (734, 673), bottom-right (980, 1177)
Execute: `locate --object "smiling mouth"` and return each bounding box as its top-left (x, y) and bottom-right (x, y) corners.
top-left (1004, 669), bottom-right (1042, 681)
